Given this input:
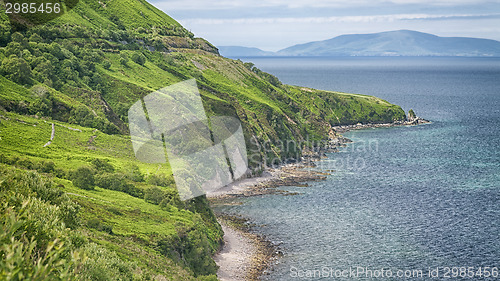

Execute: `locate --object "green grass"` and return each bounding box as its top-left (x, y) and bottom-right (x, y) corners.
top-left (55, 0), bottom-right (183, 30)
top-left (0, 111), bottom-right (221, 279)
top-left (0, 76), bottom-right (34, 102)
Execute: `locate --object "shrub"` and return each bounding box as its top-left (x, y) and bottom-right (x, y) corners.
top-left (16, 158), bottom-right (34, 169)
top-left (0, 55), bottom-right (32, 85)
top-left (156, 219), bottom-right (218, 277)
top-left (119, 53), bottom-right (128, 66)
top-left (102, 60), bottom-right (111, 69)
top-left (125, 164), bottom-right (143, 182)
top-left (38, 160), bottom-right (55, 173)
top-left (95, 173), bottom-right (144, 198)
top-left (146, 174), bottom-right (174, 187)
top-left (0, 167), bottom-right (80, 229)
top-left (78, 243), bottom-right (136, 281)
top-left (0, 201), bottom-right (84, 280)
top-left (90, 158), bottom-right (114, 173)
top-left (131, 52), bottom-right (146, 65)
top-left (71, 167), bottom-right (95, 190)
top-left (408, 109), bottom-right (416, 119)
top-left (86, 219), bottom-right (113, 234)
top-left (144, 186), bottom-right (165, 205)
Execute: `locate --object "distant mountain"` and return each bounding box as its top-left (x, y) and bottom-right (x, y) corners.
top-left (217, 46), bottom-right (275, 57)
top-left (277, 30), bottom-right (500, 57)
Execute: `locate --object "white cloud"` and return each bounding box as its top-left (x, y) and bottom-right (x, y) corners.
top-left (154, 0), bottom-right (500, 10)
top-left (180, 13), bottom-right (500, 25)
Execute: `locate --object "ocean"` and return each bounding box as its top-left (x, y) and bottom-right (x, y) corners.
top-left (216, 57), bottom-right (500, 280)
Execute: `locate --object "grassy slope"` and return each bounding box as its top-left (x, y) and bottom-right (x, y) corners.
top-left (0, 110), bottom-right (221, 279)
top-left (0, 0), bottom-right (406, 278)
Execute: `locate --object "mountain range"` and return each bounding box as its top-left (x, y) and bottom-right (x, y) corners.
top-left (219, 30), bottom-right (500, 57)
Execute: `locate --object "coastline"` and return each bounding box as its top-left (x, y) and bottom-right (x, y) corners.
top-left (210, 118), bottom-right (430, 280)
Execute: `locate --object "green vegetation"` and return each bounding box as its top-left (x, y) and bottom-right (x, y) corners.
top-left (408, 109), bottom-right (416, 119)
top-left (71, 166), bottom-right (95, 190)
top-left (0, 0), bottom-right (407, 278)
top-left (0, 112), bottom-right (221, 279)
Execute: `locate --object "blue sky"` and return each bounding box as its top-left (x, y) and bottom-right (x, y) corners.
top-left (150, 0), bottom-right (500, 51)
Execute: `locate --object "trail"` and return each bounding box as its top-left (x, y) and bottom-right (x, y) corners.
top-left (43, 123), bottom-right (55, 147)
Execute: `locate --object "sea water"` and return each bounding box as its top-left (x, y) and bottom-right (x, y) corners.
top-left (215, 57), bottom-right (500, 280)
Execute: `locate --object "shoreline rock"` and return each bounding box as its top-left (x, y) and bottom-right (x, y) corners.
top-left (332, 117), bottom-right (431, 133)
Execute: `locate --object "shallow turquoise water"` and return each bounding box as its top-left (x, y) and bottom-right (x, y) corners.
top-left (215, 57), bottom-right (500, 280)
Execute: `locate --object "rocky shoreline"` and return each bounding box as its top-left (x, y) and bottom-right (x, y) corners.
top-left (210, 116), bottom-right (431, 280)
top-left (332, 116), bottom-right (430, 133)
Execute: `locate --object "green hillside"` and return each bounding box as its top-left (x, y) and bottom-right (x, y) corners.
top-left (0, 0), bottom-right (406, 279)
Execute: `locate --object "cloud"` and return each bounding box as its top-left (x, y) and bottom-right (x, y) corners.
top-left (153, 0), bottom-right (498, 10)
top-left (180, 13), bottom-right (500, 25)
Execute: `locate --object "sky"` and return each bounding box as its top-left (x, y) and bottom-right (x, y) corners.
top-left (149, 0), bottom-right (500, 51)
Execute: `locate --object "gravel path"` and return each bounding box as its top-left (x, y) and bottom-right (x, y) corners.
top-left (214, 222), bottom-right (256, 281)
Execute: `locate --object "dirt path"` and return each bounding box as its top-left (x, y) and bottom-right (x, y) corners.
top-left (43, 123), bottom-right (55, 147)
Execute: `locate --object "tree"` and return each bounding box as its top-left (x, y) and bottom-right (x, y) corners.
top-left (0, 55), bottom-right (32, 84)
top-left (102, 60), bottom-right (111, 70)
top-left (72, 167), bottom-right (95, 190)
top-left (0, 21), bottom-right (11, 45)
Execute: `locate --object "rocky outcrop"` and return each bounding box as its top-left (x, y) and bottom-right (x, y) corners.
top-left (406, 109), bottom-right (430, 125)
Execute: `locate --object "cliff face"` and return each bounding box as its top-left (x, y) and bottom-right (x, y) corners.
top-left (0, 0), bottom-right (406, 279)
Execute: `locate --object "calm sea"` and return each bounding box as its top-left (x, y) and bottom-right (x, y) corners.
top-left (216, 57), bottom-right (500, 280)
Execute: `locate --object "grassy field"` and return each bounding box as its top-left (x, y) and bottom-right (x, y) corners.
top-left (0, 110), bottom-right (222, 279)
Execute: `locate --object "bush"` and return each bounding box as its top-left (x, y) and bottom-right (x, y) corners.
top-left (78, 243), bottom-right (136, 281)
top-left (0, 55), bottom-right (32, 85)
top-left (71, 167), bottom-right (95, 190)
top-left (16, 158), bottom-right (34, 169)
top-left (0, 167), bottom-right (80, 229)
top-left (131, 52), bottom-right (146, 65)
top-left (408, 109), bottom-right (416, 119)
top-left (146, 174), bottom-right (174, 187)
top-left (38, 160), bottom-right (55, 173)
top-left (101, 60), bottom-right (111, 69)
top-left (0, 201), bottom-right (84, 281)
top-left (125, 164), bottom-right (143, 182)
top-left (95, 173), bottom-right (144, 198)
top-left (144, 186), bottom-right (165, 205)
top-left (86, 218), bottom-right (113, 234)
top-left (90, 158), bottom-right (114, 173)
top-left (119, 53), bottom-right (128, 66)
top-left (156, 218), bottom-right (218, 277)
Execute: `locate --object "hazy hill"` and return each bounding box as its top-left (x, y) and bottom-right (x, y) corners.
top-left (218, 46), bottom-right (275, 57)
top-left (277, 30), bottom-right (500, 56)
